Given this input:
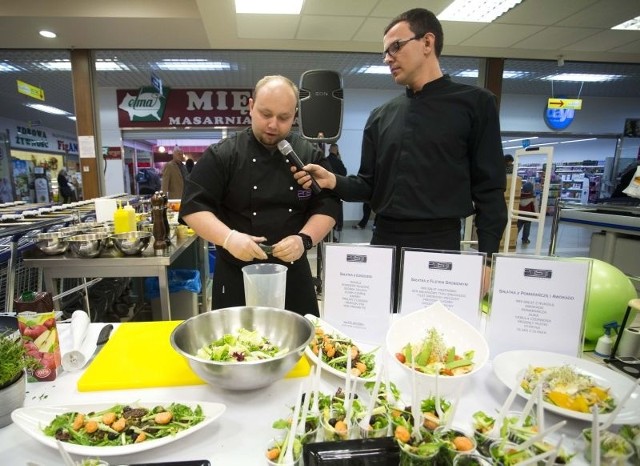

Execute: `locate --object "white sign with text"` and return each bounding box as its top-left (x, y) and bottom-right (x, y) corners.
top-left (322, 244), bottom-right (394, 345)
top-left (399, 249), bottom-right (485, 329)
top-left (486, 255), bottom-right (590, 357)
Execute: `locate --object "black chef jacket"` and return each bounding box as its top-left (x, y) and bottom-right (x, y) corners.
top-left (180, 128), bottom-right (340, 316)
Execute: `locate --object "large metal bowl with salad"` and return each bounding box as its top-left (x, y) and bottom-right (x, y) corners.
top-left (170, 306), bottom-right (314, 390)
top-left (386, 303), bottom-right (490, 396)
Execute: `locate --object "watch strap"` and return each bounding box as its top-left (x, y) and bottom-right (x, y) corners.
top-left (297, 233), bottom-right (313, 250)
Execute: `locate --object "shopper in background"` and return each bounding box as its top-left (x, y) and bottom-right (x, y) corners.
top-left (162, 146), bottom-right (188, 199)
top-left (57, 169), bottom-right (75, 203)
top-left (504, 154), bottom-right (514, 174)
top-left (185, 158), bottom-right (195, 174)
top-left (293, 8), bottom-right (507, 301)
top-left (137, 167), bottom-right (161, 195)
top-left (179, 75), bottom-right (339, 317)
top-left (353, 203), bottom-right (372, 230)
top-left (326, 143), bottom-right (347, 235)
top-left (517, 181), bottom-right (536, 245)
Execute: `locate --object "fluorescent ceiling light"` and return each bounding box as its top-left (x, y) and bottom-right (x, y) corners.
top-left (438, 0), bottom-right (523, 23)
top-left (67, 116), bottom-right (77, 121)
top-left (235, 0), bottom-right (303, 14)
top-left (502, 137), bottom-right (539, 143)
top-left (559, 138), bottom-right (597, 144)
top-left (0, 62), bottom-right (20, 72)
top-left (543, 73), bottom-right (623, 82)
top-left (37, 59), bottom-right (129, 71)
top-left (612, 16), bottom-right (640, 30)
top-left (358, 65), bottom-right (390, 75)
top-left (39, 30), bottom-right (56, 39)
top-left (453, 69), bottom-right (531, 79)
top-left (156, 60), bottom-right (231, 71)
top-left (25, 103), bottom-right (70, 115)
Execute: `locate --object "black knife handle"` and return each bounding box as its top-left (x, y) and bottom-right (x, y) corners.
top-left (96, 324), bottom-right (113, 346)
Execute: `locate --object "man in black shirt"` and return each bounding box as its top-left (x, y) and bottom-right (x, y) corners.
top-left (294, 8), bottom-right (507, 302)
top-left (180, 75), bottom-right (339, 316)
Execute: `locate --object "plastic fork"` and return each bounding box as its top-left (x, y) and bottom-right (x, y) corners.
top-left (56, 440), bottom-right (77, 466)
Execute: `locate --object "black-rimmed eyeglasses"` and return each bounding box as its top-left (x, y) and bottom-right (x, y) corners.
top-left (382, 35), bottom-right (422, 60)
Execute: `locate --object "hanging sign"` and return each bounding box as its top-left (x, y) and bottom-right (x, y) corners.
top-left (547, 98), bottom-right (582, 110)
top-left (17, 80), bottom-right (45, 101)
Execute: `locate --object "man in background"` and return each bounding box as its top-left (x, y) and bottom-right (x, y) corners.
top-left (162, 146), bottom-right (188, 199)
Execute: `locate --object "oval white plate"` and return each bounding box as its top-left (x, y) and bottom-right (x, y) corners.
top-left (11, 400), bottom-right (225, 457)
top-left (304, 314), bottom-right (378, 383)
top-left (493, 350), bottom-right (640, 424)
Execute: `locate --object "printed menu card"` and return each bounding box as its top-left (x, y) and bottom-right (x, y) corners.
top-left (486, 255), bottom-right (590, 357)
top-left (398, 249), bottom-right (485, 329)
top-left (322, 243), bottom-right (394, 345)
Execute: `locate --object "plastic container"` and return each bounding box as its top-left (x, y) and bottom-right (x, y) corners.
top-left (124, 202), bottom-right (137, 231)
top-left (113, 201), bottom-right (128, 233)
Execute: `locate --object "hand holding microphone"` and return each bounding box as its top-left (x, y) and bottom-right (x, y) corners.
top-left (277, 140), bottom-right (322, 194)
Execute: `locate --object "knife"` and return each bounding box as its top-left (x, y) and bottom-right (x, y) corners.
top-left (90, 324), bottom-right (113, 361)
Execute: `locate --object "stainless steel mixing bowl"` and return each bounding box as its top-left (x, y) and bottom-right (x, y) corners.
top-left (66, 232), bottom-right (109, 258)
top-left (34, 231), bottom-right (70, 255)
top-left (170, 306), bottom-right (314, 390)
top-left (110, 231), bottom-right (152, 255)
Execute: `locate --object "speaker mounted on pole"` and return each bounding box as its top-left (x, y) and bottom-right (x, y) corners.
top-left (298, 69), bottom-right (343, 143)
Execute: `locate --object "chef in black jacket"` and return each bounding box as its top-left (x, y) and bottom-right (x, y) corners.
top-left (180, 75), bottom-right (340, 316)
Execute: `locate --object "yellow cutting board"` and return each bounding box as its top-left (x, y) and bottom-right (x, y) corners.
top-left (77, 321), bottom-right (310, 392)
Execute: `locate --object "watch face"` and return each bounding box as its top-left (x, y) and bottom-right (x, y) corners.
top-left (298, 233), bottom-right (312, 250)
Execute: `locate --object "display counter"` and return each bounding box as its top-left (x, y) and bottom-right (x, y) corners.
top-left (0, 323), bottom-right (629, 465)
top-left (22, 235), bottom-right (209, 320)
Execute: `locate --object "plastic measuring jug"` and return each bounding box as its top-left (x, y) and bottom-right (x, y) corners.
top-left (242, 263), bottom-right (287, 309)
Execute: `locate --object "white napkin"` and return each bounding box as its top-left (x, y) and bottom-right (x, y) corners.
top-left (59, 312), bottom-right (99, 372)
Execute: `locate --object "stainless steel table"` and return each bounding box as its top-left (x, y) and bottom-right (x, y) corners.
top-left (22, 235), bottom-right (209, 320)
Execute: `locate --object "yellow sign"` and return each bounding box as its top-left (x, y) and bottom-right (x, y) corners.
top-left (17, 80), bottom-right (45, 101)
top-left (547, 98), bottom-right (582, 110)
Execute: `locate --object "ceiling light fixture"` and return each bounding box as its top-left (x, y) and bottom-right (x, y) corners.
top-left (612, 16), bottom-right (640, 30)
top-left (559, 138), bottom-right (597, 144)
top-left (39, 30), bottom-right (57, 39)
top-left (438, 0), bottom-right (524, 23)
top-left (235, 0), bottom-right (303, 14)
top-left (0, 62), bottom-right (20, 72)
top-left (67, 116), bottom-right (77, 121)
top-left (502, 136), bottom-right (539, 143)
top-left (543, 73), bottom-right (623, 82)
top-left (156, 60), bottom-right (231, 71)
top-left (358, 65), bottom-right (390, 75)
top-left (25, 103), bottom-right (70, 115)
top-left (37, 59), bottom-right (129, 71)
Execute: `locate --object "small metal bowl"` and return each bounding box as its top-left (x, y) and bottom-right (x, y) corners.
top-left (56, 225), bottom-right (86, 236)
top-left (34, 232), bottom-right (69, 255)
top-left (67, 232), bottom-right (109, 258)
top-left (110, 231), bottom-right (152, 255)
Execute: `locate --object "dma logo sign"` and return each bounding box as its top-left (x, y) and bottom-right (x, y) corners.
top-left (543, 106), bottom-right (575, 131)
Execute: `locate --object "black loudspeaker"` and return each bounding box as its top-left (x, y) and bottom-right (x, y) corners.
top-left (298, 69), bottom-right (343, 143)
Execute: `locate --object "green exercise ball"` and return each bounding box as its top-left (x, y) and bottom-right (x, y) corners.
top-left (583, 258), bottom-right (637, 343)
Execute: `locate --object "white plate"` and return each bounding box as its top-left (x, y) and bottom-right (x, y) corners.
top-left (11, 400), bottom-right (226, 457)
top-left (304, 314), bottom-right (378, 383)
top-left (493, 350), bottom-right (640, 424)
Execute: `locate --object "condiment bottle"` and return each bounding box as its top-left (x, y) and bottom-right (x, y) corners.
top-left (124, 202), bottom-right (137, 231)
top-left (151, 192), bottom-right (167, 255)
top-left (113, 201), bottom-right (129, 234)
top-left (162, 192), bottom-right (171, 244)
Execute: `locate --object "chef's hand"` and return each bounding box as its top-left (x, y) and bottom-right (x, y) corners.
top-left (224, 231), bottom-right (268, 261)
top-left (291, 164), bottom-right (336, 190)
top-left (272, 235), bottom-right (305, 263)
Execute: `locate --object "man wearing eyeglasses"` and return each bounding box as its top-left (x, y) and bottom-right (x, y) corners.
top-left (294, 8), bottom-right (507, 304)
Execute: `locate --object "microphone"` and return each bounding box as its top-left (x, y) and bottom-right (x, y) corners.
top-left (277, 140), bottom-right (322, 195)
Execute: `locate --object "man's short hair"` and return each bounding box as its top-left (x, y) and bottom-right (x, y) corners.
top-left (385, 8), bottom-right (444, 58)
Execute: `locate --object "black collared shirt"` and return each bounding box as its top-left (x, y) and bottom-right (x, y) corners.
top-left (180, 128), bottom-right (340, 265)
top-left (334, 75), bottom-right (507, 255)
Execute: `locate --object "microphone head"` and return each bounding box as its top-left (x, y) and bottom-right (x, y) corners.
top-left (277, 140), bottom-right (293, 155)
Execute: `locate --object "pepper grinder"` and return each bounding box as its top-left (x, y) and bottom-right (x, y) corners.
top-left (151, 192), bottom-right (167, 255)
top-left (162, 191), bottom-right (171, 245)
